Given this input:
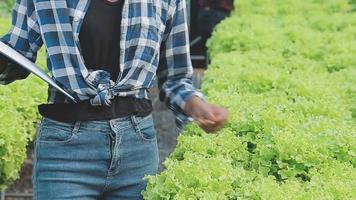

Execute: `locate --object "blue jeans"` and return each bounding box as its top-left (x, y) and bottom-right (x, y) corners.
top-left (32, 114), bottom-right (159, 200)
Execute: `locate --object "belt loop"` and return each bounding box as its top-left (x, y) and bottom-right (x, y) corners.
top-left (108, 119), bottom-right (117, 140)
top-left (73, 121), bottom-right (81, 134)
top-left (37, 116), bottom-right (44, 129)
top-left (130, 115), bottom-right (140, 133)
top-left (35, 117), bottom-right (45, 139)
top-left (109, 119), bottom-right (115, 131)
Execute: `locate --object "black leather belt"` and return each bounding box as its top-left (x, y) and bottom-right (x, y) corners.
top-left (38, 96), bottom-right (152, 123)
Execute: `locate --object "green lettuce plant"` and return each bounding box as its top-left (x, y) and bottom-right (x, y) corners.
top-left (143, 0), bottom-right (356, 199)
top-left (0, 17), bottom-right (46, 189)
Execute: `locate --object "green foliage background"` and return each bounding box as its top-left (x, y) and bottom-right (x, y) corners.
top-left (0, 0), bottom-right (355, 197)
top-left (0, 0), bottom-right (14, 16)
top-left (0, 14), bottom-right (47, 189)
top-left (143, 0), bottom-right (356, 199)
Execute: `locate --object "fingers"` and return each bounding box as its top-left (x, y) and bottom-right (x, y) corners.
top-left (194, 105), bottom-right (218, 125)
top-left (191, 103), bottom-right (229, 134)
top-left (199, 123), bottom-right (219, 133)
top-left (203, 107), bottom-right (218, 121)
top-left (194, 116), bottom-right (217, 133)
top-left (212, 105), bottom-right (228, 121)
top-left (196, 118), bottom-right (216, 125)
top-left (210, 106), bottom-right (228, 127)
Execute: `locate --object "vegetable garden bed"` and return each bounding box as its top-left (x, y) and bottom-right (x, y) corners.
top-left (143, 0), bottom-right (356, 199)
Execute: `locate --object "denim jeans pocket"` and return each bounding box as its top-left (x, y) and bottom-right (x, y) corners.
top-left (132, 114), bottom-right (157, 142)
top-left (37, 117), bottom-right (81, 144)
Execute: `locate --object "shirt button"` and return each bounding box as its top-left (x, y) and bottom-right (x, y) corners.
top-left (74, 17), bottom-right (80, 22)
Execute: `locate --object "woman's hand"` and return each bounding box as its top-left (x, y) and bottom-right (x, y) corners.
top-left (183, 96), bottom-right (228, 133)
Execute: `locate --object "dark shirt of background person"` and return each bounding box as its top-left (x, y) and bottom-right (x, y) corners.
top-left (198, 0), bottom-right (234, 50)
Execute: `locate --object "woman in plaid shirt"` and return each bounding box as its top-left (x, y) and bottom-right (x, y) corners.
top-left (0, 0), bottom-right (227, 199)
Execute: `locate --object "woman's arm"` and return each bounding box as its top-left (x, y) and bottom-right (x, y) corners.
top-left (156, 0), bottom-right (228, 133)
top-left (0, 0), bottom-right (43, 85)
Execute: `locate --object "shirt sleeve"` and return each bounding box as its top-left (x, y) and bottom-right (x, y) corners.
top-left (0, 0), bottom-right (43, 85)
top-left (156, 0), bottom-right (206, 131)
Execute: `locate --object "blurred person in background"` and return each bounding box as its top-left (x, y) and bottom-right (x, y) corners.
top-left (198, 0), bottom-right (234, 43)
top-left (0, 0), bottom-right (228, 199)
top-left (192, 0), bottom-right (234, 88)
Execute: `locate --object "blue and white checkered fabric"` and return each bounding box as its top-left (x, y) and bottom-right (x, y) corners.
top-left (0, 0), bottom-right (205, 130)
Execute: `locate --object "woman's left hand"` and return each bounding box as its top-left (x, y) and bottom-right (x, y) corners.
top-left (183, 96), bottom-right (228, 133)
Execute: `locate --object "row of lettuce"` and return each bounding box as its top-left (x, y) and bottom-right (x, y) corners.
top-left (0, 17), bottom-right (47, 189)
top-left (143, 0), bottom-right (356, 199)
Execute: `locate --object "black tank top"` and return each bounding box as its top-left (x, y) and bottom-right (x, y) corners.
top-left (80, 0), bottom-right (122, 80)
top-left (38, 0), bottom-right (152, 123)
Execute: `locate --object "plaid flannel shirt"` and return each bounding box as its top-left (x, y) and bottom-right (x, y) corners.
top-left (0, 0), bottom-right (205, 130)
